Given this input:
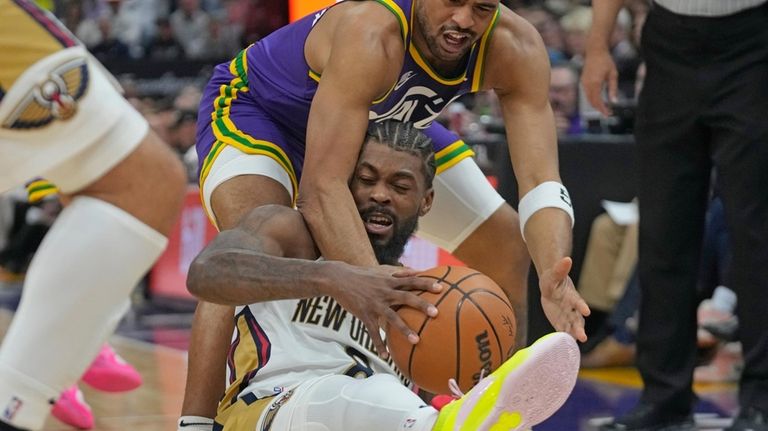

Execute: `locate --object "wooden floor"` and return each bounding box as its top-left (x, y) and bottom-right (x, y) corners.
top-left (0, 309), bottom-right (187, 431)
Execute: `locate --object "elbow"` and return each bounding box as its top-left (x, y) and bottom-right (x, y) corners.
top-left (186, 256), bottom-right (212, 301)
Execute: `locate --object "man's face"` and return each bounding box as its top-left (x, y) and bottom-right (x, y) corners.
top-left (414, 0), bottom-right (499, 63)
top-left (549, 66), bottom-right (578, 118)
top-left (351, 141), bottom-right (434, 265)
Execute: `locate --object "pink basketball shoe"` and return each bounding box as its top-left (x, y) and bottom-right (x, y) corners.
top-left (52, 386), bottom-right (94, 429)
top-left (81, 344), bottom-right (142, 393)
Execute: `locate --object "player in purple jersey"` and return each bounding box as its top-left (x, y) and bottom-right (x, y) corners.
top-left (180, 0), bottom-right (590, 427)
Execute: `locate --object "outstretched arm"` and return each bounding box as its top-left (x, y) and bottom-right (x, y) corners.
top-left (485, 11), bottom-right (590, 341)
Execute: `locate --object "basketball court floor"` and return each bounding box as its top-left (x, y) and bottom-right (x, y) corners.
top-left (0, 282), bottom-right (739, 431)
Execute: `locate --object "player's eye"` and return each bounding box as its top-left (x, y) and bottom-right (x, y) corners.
top-left (393, 183), bottom-right (411, 193)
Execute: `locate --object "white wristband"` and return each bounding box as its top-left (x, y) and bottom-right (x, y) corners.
top-left (178, 416), bottom-right (214, 431)
top-left (518, 181), bottom-right (574, 241)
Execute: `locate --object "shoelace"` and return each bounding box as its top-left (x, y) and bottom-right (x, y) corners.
top-left (448, 378), bottom-right (464, 398)
top-left (432, 369), bottom-right (488, 411)
top-left (450, 368), bottom-right (487, 398)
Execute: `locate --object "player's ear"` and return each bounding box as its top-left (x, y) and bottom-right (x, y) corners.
top-left (419, 188), bottom-right (435, 216)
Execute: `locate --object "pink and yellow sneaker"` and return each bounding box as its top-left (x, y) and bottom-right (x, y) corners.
top-left (432, 332), bottom-right (580, 431)
top-left (81, 344), bottom-right (142, 393)
top-left (52, 386), bottom-right (94, 430)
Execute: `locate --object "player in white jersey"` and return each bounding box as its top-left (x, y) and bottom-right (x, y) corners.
top-left (0, 0), bottom-right (186, 429)
top-left (182, 121), bottom-right (580, 431)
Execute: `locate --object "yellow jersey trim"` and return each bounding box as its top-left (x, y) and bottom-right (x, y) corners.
top-left (408, 43), bottom-right (468, 86)
top-left (471, 7), bottom-right (501, 92)
top-left (435, 140), bottom-right (475, 175)
top-left (308, 69), bottom-right (321, 83)
top-left (26, 179), bottom-right (59, 203)
top-left (374, 0), bottom-right (408, 43)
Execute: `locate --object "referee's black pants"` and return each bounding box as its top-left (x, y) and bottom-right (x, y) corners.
top-left (635, 1), bottom-right (768, 413)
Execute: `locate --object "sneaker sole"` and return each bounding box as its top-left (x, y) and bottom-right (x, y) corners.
top-left (458, 332), bottom-right (580, 431)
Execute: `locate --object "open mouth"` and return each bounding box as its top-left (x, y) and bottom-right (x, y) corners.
top-left (442, 30), bottom-right (471, 54)
top-left (363, 211), bottom-right (394, 236)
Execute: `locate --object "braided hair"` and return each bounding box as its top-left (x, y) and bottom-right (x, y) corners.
top-left (365, 120), bottom-right (436, 188)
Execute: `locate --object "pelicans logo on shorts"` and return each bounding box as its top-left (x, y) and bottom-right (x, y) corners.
top-left (2, 57), bottom-right (88, 130)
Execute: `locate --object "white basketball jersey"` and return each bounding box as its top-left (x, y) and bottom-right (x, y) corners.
top-left (221, 295), bottom-right (412, 410)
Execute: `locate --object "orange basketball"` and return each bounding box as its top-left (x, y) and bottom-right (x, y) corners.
top-left (386, 265), bottom-right (517, 394)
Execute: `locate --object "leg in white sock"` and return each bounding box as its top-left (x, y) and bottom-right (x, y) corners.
top-left (0, 197), bottom-right (167, 429)
top-left (269, 374), bottom-right (438, 431)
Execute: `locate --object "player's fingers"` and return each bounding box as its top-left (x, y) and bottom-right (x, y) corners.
top-left (582, 75), bottom-right (611, 117)
top-left (394, 290), bottom-right (438, 318)
top-left (569, 312), bottom-right (587, 342)
top-left (383, 307), bottom-right (420, 345)
top-left (391, 267), bottom-right (420, 277)
top-left (394, 276), bottom-right (442, 293)
top-left (573, 325), bottom-right (588, 343)
top-left (608, 69), bottom-right (619, 105)
top-left (362, 317), bottom-right (390, 358)
top-left (576, 297), bottom-right (591, 316)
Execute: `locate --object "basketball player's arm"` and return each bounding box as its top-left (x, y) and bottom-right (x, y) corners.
top-left (485, 14), bottom-right (590, 341)
top-left (298, 7), bottom-right (402, 268)
top-left (187, 205), bottom-right (440, 343)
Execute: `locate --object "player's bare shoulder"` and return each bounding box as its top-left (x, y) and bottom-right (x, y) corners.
top-left (483, 6), bottom-right (550, 94)
top-left (305, 1), bottom-right (405, 76)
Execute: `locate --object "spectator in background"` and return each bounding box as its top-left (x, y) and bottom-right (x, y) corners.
top-left (549, 62), bottom-right (583, 136)
top-left (89, 15), bottom-right (130, 61)
top-left (61, 0), bottom-right (84, 35)
top-left (516, 5), bottom-right (567, 63)
top-left (559, 5), bottom-right (591, 65)
top-left (197, 14), bottom-right (241, 60)
top-left (169, 0), bottom-right (210, 59)
top-left (107, 0), bottom-right (159, 57)
top-left (240, 0), bottom-right (286, 44)
top-left (145, 17), bottom-right (184, 60)
top-left (168, 111), bottom-right (200, 182)
top-left (169, 111), bottom-right (197, 154)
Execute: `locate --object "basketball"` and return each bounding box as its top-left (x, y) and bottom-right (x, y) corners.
top-left (386, 265), bottom-right (517, 394)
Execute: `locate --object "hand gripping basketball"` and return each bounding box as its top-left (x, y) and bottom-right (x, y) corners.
top-left (386, 266), bottom-right (517, 394)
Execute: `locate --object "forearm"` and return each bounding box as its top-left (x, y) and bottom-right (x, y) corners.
top-left (188, 249), bottom-right (338, 305)
top-left (587, 0), bottom-right (625, 51)
top-left (300, 182), bottom-right (379, 267)
top-left (181, 301), bottom-right (234, 417)
top-left (523, 208), bottom-right (573, 277)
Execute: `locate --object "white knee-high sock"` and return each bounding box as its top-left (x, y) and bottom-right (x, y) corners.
top-left (271, 374), bottom-right (439, 431)
top-left (0, 196), bottom-right (167, 429)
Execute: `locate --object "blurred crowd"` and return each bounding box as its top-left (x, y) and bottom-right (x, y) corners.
top-left (41, 0), bottom-right (287, 61)
top-left (439, 0), bottom-right (647, 140)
